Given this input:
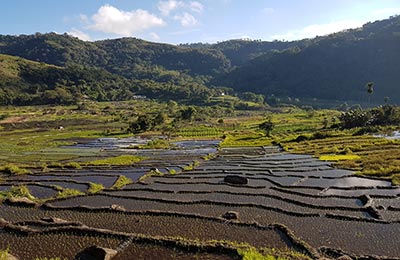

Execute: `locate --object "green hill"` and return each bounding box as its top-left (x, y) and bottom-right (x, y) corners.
top-left (1, 15), bottom-right (400, 105)
top-left (216, 16), bottom-right (400, 103)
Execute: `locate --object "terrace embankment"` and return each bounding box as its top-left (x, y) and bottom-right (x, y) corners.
top-left (1, 144), bottom-right (399, 259)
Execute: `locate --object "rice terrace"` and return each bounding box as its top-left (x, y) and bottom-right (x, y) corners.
top-left (1, 1), bottom-right (400, 259)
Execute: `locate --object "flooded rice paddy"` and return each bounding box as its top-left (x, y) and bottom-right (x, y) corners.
top-left (0, 138), bottom-right (399, 259)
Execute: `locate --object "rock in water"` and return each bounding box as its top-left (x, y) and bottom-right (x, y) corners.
top-left (222, 211), bottom-right (239, 220)
top-left (75, 245), bottom-right (118, 260)
top-left (224, 175), bottom-right (248, 185)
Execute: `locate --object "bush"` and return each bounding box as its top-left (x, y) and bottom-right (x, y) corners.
top-left (259, 118), bottom-right (274, 136)
top-left (339, 105), bottom-right (400, 129)
top-left (339, 109), bottom-right (370, 129)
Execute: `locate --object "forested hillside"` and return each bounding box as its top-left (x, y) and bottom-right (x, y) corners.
top-left (216, 16), bottom-right (400, 103)
top-left (1, 15), bottom-right (400, 105)
top-left (0, 54), bottom-right (218, 105)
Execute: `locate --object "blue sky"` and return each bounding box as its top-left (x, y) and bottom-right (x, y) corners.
top-left (1, 0), bottom-right (400, 44)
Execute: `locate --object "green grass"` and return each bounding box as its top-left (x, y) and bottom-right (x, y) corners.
top-left (238, 248), bottom-right (287, 260)
top-left (220, 131), bottom-right (273, 147)
top-left (183, 160), bottom-right (200, 171)
top-left (392, 174), bottom-right (400, 185)
top-left (0, 164), bottom-right (31, 175)
top-left (111, 175), bottom-right (133, 189)
top-left (0, 185), bottom-right (36, 201)
top-left (55, 188), bottom-right (85, 199)
top-left (62, 162), bottom-right (82, 169)
top-left (175, 126), bottom-right (223, 138)
top-left (281, 132), bottom-right (400, 179)
top-left (138, 169), bottom-right (164, 182)
top-left (85, 155), bottom-right (145, 166)
top-left (319, 154), bottom-right (361, 161)
top-left (0, 248), bottom-right (9, 260)
top-left (133, 138), bottom-right (172, 149)
top-left (88, 182), bottom-right (104, 193)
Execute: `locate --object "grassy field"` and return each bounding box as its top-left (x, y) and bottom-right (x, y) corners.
top-left (0, 101), bottom-right (399, 182)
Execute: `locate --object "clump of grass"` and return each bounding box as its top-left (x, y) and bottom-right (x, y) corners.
top-left (56, 188), bottom-right (84, 199)
top-left (238, 247), bottom-right (288, 260)
top-left (63, 162), bottom-right (82, 169)
top-left (0, 164), bottom-right (31, 175)
top-left (0, 248), bottom-right (10, 260)
top-left (85, 155), bottom-right (145, 166)
top-left (202, 152), bottom-right (217, 160)
top-left (88, 182), bottom-right (104, 193)
top-left (10, 185), bottom-right (35, 200)
top-left (168, 168), bottom-right (177, 174)
top-left (138, 169), bottom-right (164, 182)
top-left (0, 185), bottom-right (36, 202)
top-left (111, 175), bottom-right (133, 189)
top-left (183, 160), bottom-right (200, 171)
top-left (134, 138), bottom-right (172, 149)
top-left (392, 174), bottom-right (400, 186)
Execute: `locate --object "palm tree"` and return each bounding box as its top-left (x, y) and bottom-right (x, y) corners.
top-left (366, 82), bottom-right (374, 105)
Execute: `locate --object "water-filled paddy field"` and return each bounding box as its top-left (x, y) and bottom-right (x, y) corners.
top-left (1, 138), bottom-right (399, 259)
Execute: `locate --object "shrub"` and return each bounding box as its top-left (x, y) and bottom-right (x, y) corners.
top-left (259, 118), bottom-right (274, 136)
top-left (339, 109), bottom-right (370, 129)
top-left (340, 105), bottom-right (400, 129)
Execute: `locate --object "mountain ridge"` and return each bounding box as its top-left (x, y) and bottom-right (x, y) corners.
top-left (0, 15), bottom-right (400, 105)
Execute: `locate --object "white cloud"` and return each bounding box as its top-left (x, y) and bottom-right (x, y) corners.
top-left (271, 19), bottom-right (364, 41)
top-left (174, 12), bottom-right (198, 27)
top-left (262, 7), bottom-right (275, 15)
top-left (89, 4), bottom-right (165, 36)
top-left (79, 14), bottom-right (89, 24)
top-left (189, 1), bottom-right (204, 13)
top-left (158, 0), bottom-right (184, 16)
top-left (149, 32), bottom-right (161, 41)
top-left (68, 28), bottom-right (91, 41)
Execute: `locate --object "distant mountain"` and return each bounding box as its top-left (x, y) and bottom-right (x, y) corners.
top-left (0, 54), bottom-right (217, 105)
top-left (182, 39), bottom-right (300, 67)
top-left (0, 33), bottom-right (230, 80)
top-left (1, 15), bottom-right (400, 105)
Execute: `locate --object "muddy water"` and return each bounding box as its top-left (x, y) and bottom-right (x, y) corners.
top-left (2, 144), bottom-right (400, 258)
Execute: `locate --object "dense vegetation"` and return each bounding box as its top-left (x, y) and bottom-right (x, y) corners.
top-left (1, 16), bottom-right (400, 106)
top-left (217, 16), bottom-right (400, 103)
